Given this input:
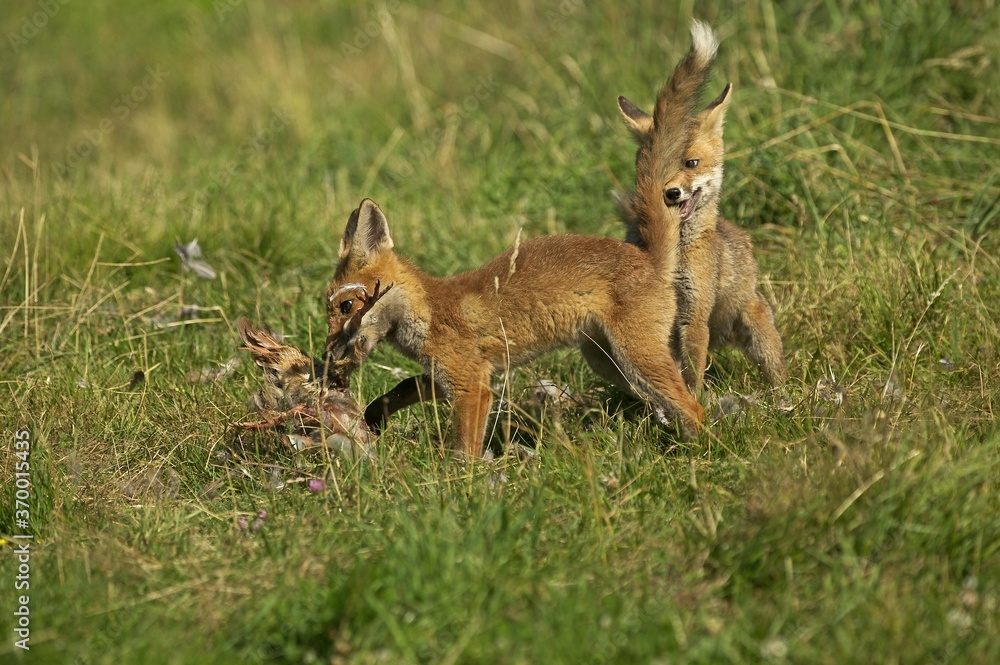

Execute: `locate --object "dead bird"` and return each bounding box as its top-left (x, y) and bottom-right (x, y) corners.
top-left (235, 317), bottom-right (375, 451)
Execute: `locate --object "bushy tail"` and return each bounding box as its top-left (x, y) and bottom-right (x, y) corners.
top-left (652, 19), bottom-right (718, 135)
top-left (623, 19), bottom-right (718, 269)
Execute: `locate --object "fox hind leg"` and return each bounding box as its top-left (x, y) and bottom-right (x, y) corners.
top-left (734, 293), bottom-right (786, 387)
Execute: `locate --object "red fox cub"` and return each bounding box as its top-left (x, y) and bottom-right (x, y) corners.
top-left (616, 21), bottom-right (786, 390)
top-left (323, 199), bottom-right (704, 457)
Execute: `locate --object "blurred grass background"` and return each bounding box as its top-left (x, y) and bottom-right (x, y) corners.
top-left (1, 0), bottom-right (999, 663)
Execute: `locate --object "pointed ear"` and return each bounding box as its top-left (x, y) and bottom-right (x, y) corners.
top-left (338, 206), bottom-right (361, 260)
top-left (617, 96), bottom-right (653, 142)
top-left (700, 83), bottom-right (732, 136)
top-left (349, 198), bottom-right (393, 262)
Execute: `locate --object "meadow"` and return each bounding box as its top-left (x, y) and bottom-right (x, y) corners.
top-left (1, 0), bottom-right (998, 662)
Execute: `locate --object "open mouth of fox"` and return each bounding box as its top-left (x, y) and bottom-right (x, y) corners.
top-left (674, 189), bottom-right (701, 221)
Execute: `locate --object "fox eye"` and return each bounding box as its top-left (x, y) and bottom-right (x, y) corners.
top-left (685, 159), bottom-right (699, 168)
top-left (339, 300), bottom-right (354, 316)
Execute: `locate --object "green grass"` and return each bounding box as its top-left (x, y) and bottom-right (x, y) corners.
top-left (2, 0), bottom-right (999, 662)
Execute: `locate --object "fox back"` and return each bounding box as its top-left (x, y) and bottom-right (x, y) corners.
top-left (325, 199), bottom-right (704, 456)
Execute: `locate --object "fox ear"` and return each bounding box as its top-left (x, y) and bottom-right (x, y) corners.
top-left (701, 83), bottom-right (732, 136)
top-left (338, 206), bottom-right (361, 260)
top-left (349, 198), bottom-right (394, 262)
top-left (617, 96), bottom-right (653, 142)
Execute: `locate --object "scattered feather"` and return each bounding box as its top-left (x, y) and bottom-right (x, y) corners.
top-left (201, 478), bottom-right (226, 499)
top-left (510, 443), bottom-right (537, 461)
top-left (487, 470), bottom-right (508, 491)
top-left (267, 468), bottom-right (286, 491)
top-left (711, 393), bottom-right (744, 423)
top-left (284, 434), bottom-right (312, 452)
top-left (960, 575), bottom-right (979, 609)
top-left (946, 607), bottom-right (973, 632)
top-left (177, 304), bottom-right (207, 320)
top-left (760, 636), bottom-right (788, 662)
top-left (881, 373), bottom-right (904, 403)
top-left (813, 378), bottom-right (846, 417)
top-left (938, 357), bottom-right (957, 372)
top-left (187, 357), bottom-right (239, 384)
top-left (121, 468), bottom-right (179, 501)
top-left (151, 304), bottom-right (212, 328)
top-left (815, 378), bottom-right (845, 405)
top-left (325, 433), bottom-right (376, 462)
top-left (533, 378), bottom-right (572, 404)
top-left (174, 239), bottom-right (217, 279)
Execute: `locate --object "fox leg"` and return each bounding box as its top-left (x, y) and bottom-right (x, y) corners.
top-left (676, 250), bottom-right (715, 391)
top-left (364, 374), bottom-right (441, 433)
top-left (734, 293), bottom-right (786, 387)
top-left (678, 316), bottom-right (712, 392)
top-left (600, 323), bottom-right (705, 431)
top-left (449, 377), bottom-right (493, 458)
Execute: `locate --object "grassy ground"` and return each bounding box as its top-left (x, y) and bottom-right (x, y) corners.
top-left (2, 0), bottom-right (999, 662)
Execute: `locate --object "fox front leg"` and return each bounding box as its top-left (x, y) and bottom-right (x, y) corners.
top-left (365, 371), bottom-right (492, 458)
top-left (449, 380), bottom-right (493, 459)
top-left (364, 374), bottom-right (441, 433)
top-left (679, 318), bottom-right (712, 392)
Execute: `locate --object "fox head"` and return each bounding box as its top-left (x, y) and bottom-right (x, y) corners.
top-left (324, 199), bottom-right (398, 363)
top-left (618, 82), bottom-right (732, 225)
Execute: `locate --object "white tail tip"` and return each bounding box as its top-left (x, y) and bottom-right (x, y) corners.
top-left (689, 19), bottom-right (719, 65)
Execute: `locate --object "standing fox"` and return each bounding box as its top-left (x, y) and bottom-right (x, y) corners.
top-left (616, 20), bottom-right (786, 390)
top-left (323, 198), bottom-right (704, 457)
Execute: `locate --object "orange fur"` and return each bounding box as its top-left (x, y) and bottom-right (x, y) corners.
top-left (618, 19), bottom-right (718, 272)
top-left (617, 26), bottom-right (786, 390)
top-left (325, 199), bottom-right (704, 457)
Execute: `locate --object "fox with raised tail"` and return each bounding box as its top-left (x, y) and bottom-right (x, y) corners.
top-left (617, 20), bottom-right (786, 390)
top-left (323, 198), bottom-right (704, 457)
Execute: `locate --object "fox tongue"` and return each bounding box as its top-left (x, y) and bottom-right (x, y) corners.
top-left (680, 197), bottom-right (695, 220)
